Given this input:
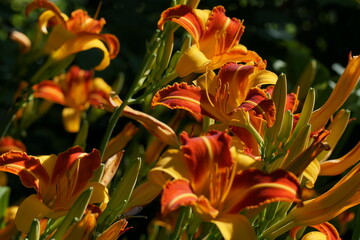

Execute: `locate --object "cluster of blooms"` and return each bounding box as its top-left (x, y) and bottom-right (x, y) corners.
top-left (0, 0), bottom-right (359, 239)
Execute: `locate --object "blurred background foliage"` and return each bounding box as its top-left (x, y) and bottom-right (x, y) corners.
top-left (0, 0), bottom-right (359, 238)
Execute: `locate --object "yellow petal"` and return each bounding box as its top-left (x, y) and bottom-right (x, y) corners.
top-left (126, 181), bottom-right (162, 211)
top-left (51, 36), bottom-right (110, 71)
top-left (62, 108), bottom-right (81, 133)
top-left (15, 194), bottom-right (53, 233)
top-left (175, 44), bottom-right (211, 77)
top-left (86, 182), bottom-right (109, 204)
top-left (149, 149), bottom-right (191, 187)
top-left (212, 214), bottom-right (257, 240)
top-left (303, 159), bottom-right (320, 188)
top-left (93, 77), bottom-right (112, 93)
top-left (301, 231), bottom-right (327, 240)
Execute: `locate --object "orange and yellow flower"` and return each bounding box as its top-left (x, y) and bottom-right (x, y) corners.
top-left (149, 130), bottom-right (302, 239)
top-left (33, 65), bottom-right (113, 132)
top-left (26, 0), bottom-right (119, 70)
top-left (152, 62), bottom-right (277, 144)
top-left (158, 5), bottom-right (265, 76)
top-left (0, 146), bottom-right (108, 233)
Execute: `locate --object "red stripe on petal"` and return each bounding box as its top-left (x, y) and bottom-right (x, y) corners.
top-left (180, 131), bottom-right (233, 193)
top-left (33, 80), bottom-right (66, 105)
top-left (0, 151), bottom-right (49, 190)
top-left (225, 169), bottom-right (302, 213)
top-left (73, 148), bottom-right (102, 194)
top-left (158, 5), bottom-right (203, 41)
top-left (161, 179), bottom-right (198, 215)
top-left (152, 82), bottom-right (203, 115)
top-left (201, 6), bottom-right (244, 54)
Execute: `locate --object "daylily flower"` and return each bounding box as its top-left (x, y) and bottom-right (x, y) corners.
top-left (149, 130), bottom-right (302, 240)
top-left (309, 54), bottom-right (360, 131)
top-left (0, 146), bottom-right (108, 233)
top-left (152, 62), bottom-right (278, 144)
top-left (262, 162), bottom-right (360, 239)
top-left (26, 0), bottom-right (119, 70)
top-left (158, 5), bottom-right (265, 77)
top-left (32, 65), bottom-right (113, 132)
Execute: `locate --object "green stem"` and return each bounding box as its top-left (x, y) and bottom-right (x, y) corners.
top-left (352, 205), bottom-right (360, 240)
top-left (245, 122), bottom-right (264, 147)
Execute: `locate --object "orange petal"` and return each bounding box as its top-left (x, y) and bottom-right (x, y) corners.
top-left (310, 54), bottom-right (360, 131)
top-left (25, 0), bottom-right (67, 28)
top-left (320, 141), bottom-right (360, 176)
top-left (33, 80), bottom-right (66, 105)
top-left (158, 5), bottom-right (204, 41)
top-left (0, 136), bottom-right (26, 154)
top-left (152, 82), bottom-right (203, 115)
top-left (161, 179), bottom-right (199, 216)
top-left (0, 151), bottom-right (49, 190)
top-left (180, 131), bottom-right (233, 193)
top-left (224, 169), bottom-right (302, 214)
top-left (97, 219), bottom-right (129, 240)
top-left (52, 146), bottom-right (101, 195)
top-left (200, 6), bottom-right (244, 56)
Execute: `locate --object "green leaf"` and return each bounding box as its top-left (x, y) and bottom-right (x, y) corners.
top-left (96, 158), bottom-right (141, 233)
top-left (0, 186), bottom-right (10, 229)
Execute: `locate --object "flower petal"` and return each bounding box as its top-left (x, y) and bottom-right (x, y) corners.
top-left (320, 141), bottom-right (360, 176)
top-left (0, 151), bottom-right (49, 190)
top-left (15, 194), bottom-right (54, 233)
top-left (180, 131), bottom-right (233, 193)
top-left (310, 54), bottom-right (360, 131)
top-left (158, 5), bottom-right (204, 41)
top-left (33, 80), bottom-right (66, 105)
top-left (51, 35), bottom-right (111, 71)
top-left (97, 219), bottom-right (129, 240)
top-left (223, 169), bottom-right (302, 214)
top-left (161, 179), bottom-right (199, 215)
top-left (200, 6), bottom-right (244, 55)
top-left (175, 45), bottom-right (211, 76)
top-left (149, 149), bottom-right (191, 186)
top-left (152, 82), bottom-right (203, 115)
top-left (62, 108), bottom-right (81, 133)
top-left (25, 0), bottom-right (67, 27)
top-left (212, 214), bottom-right (257, 240)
